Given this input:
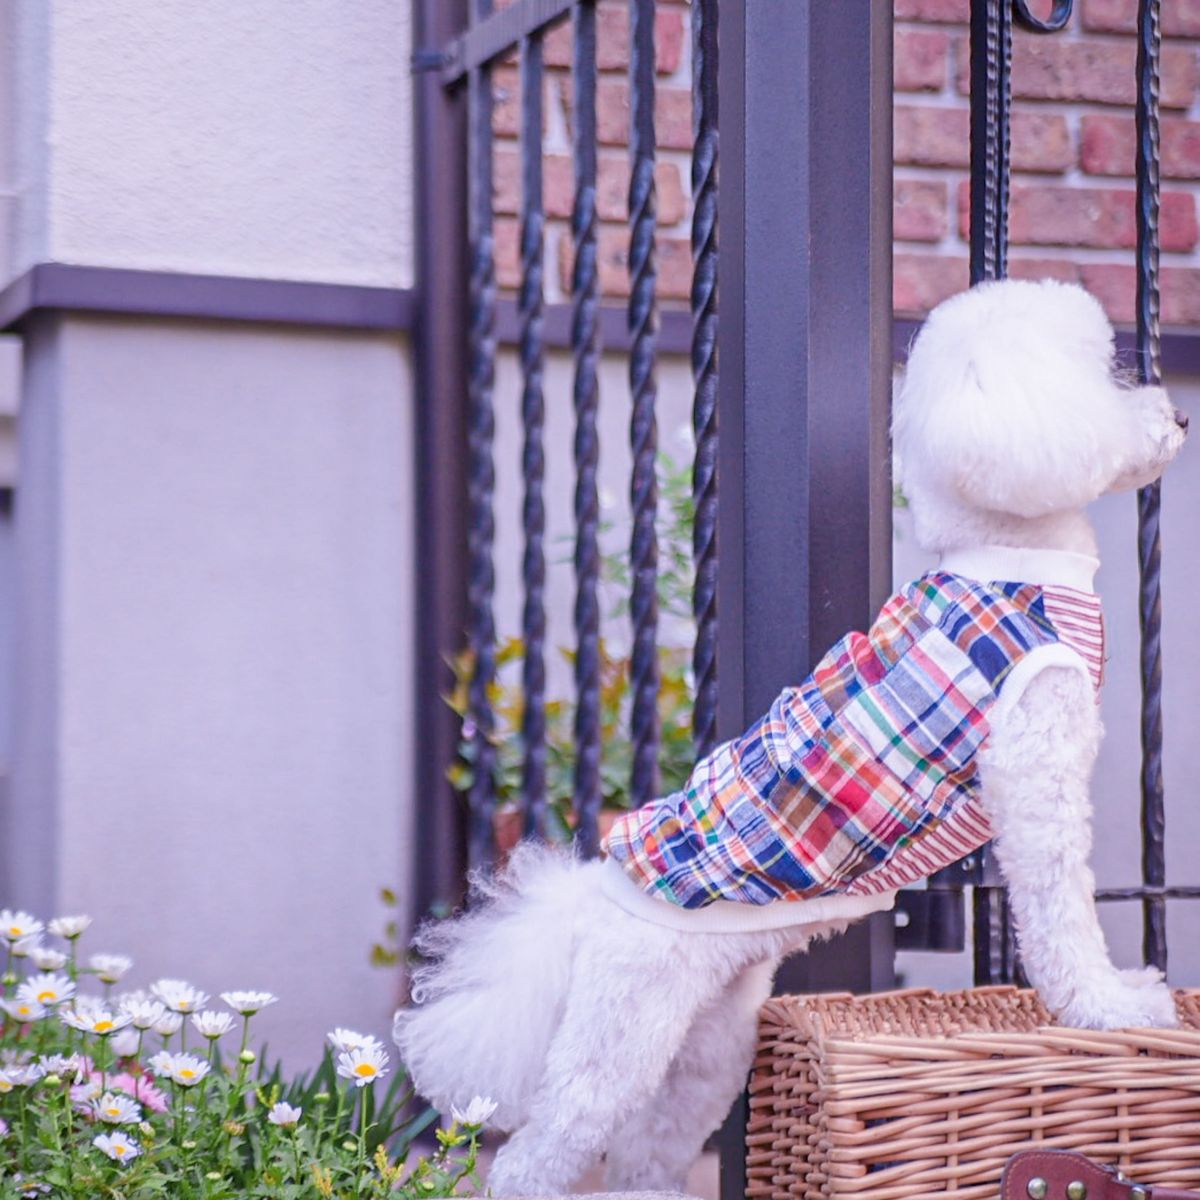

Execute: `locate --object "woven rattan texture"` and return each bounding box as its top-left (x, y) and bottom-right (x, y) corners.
top-left (748, 986), bottom-right (1200, 1200)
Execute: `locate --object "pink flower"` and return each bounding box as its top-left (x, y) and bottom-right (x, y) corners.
top-left (109, 1072), bottom-right (168, 1114)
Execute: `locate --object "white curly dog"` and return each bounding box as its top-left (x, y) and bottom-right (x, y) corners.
top-left (395, 279), bottom-right (1189, 1197)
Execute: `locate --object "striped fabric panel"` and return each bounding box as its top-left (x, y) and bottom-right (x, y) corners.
top-left (1041, 584), bottom-right (1105, 691)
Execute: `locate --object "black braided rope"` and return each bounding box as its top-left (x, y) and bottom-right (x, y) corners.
top-left (571, 1), bottom-right (603, 856)
top-left (628, 0), bottom-right (660, 807)
top-left (1135, 0), bottom-right (1167, 973)
top-left (466, 59), bottom-right (498, 869)
top-left (690, 0), bottom-right (719, 760)
top-left (519, 33), bottom-right (547, 838)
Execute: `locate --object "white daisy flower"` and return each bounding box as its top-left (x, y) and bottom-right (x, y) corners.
top-left (451, 1095), bottom-right (499, 1127)
top-left (266, 1100), bottom-right (302, 1127)
top-left (152, 1052), bottom-right (209, 1087)
top-left (47, 915), bottom-right (91, 940)
top-left (220, 990), bottom-right (278, 1015)
top-left (60, 1004), bottom-right (132, 1037)
top-left (71, 1078), bottom-right (102, 1105)
top-left (93, 1131), bottom-right (139, 1163)
top-left (1, 998), bottom-right (47, 1023)
top-left (0, 1117), bottom-right (7, 1137)
top-left (335, 1044), bottom-right (390, 1088)
top-left (94, 1092), bottom-right (142, 1125)
top-left (17, 972), bottom-right (76, 1008)
top-left (37, 1054), bottom-right (84, 1080)
top-left (0, 1067), bottom-right (36, 1093)
top-left (89, 954), bottom-right (133, 984)
top-left (191, 1011), bottom-right (235, 1040)
top-left (120, 998), bottom-right (167, 1031)
top-left (0, 911), bottom-right (44, 944)
top-left (110, 1028), bottom-right (140, 1058)
top-left (11, 936), bottom-right (40, 959)
top-left (29, 946), bottom-right (68, 971)
top-left (152, 1011), bottom-right (183, 1038)
top-left (150, 979), bottom-right (208, 1014)
top-left (326, 1028), bottom-right (383, 1055)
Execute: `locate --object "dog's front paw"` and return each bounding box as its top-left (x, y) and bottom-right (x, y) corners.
top-left (1058, 969), bottom-right (1178, 1030)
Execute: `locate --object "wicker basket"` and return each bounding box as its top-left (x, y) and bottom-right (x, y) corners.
top-left (747, 986), bottom-right (1200, 1200)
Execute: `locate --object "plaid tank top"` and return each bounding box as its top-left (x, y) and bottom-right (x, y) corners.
top-left (603, 569), bottom-right (1104, 913)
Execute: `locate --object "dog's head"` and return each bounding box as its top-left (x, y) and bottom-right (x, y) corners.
top-left (894, 278), bottom-right (1188, 548)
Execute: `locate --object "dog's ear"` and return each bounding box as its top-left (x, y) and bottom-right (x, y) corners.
top-left (896, 280), bottom-right (1125, 519)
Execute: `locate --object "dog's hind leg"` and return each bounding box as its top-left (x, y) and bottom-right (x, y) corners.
top-left (486, 905), bottom-right (740, 1197)
top-left (602, 954), bottom-right (779, 1193)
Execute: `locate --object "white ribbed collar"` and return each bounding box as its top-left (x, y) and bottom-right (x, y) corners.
top-left (939, 545), bottom-right (1100, 592)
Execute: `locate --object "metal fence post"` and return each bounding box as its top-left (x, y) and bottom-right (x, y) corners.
top-left (412, 0), bottom-right (471, 919)
top-left (715, 0), bottom-right (895, 998)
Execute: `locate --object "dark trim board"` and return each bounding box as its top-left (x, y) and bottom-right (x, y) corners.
top-left (0, 264), bottom-right (417, 333)
top-left (4, 266), bottom-right (1200, 372)
top-left (893, 316), bottom-right (1200, 377)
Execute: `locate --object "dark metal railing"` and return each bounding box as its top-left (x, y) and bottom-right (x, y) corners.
top-left (962, 0), bottom-right (1190, 983)
top-left (443, 0), bottom-right (719, 864)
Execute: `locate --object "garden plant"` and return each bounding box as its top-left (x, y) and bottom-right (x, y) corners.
top-left (0, 909), bottom-right (489, 1199)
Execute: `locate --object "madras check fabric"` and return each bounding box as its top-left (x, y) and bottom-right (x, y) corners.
top-left (603, 571), bottom-right (1103, 910)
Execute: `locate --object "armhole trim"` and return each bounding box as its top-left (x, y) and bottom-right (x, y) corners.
top-left (993, 642), bottom-right (1093, 721)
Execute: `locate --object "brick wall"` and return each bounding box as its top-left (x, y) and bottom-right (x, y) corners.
top-left (490, 0), bottom-right (1200, 328)
top-left (896, 0), bottom-right (1200, 325)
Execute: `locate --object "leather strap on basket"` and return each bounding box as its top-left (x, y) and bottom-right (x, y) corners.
top-left (1003, 1150), bottom-right (1200, 1200)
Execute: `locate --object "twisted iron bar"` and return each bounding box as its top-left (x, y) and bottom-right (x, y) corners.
top-left (571, 1), bottom-right (603, 856)
top-left (465, 56), bottom-right (498, 870)
top-left (519, 33), bottom-right (547, 838)
top-left (690, 0), bottom-right (719, 760)
top-left (1135, 0), bottom-right (1167, 972)
top-left (628, 0), bottom-right (660, 807)
top-left (1013, 0), bottom-right (1073, 32)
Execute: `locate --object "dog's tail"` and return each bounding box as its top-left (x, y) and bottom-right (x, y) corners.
top-left (392, 841), bottom-right (597, 1132)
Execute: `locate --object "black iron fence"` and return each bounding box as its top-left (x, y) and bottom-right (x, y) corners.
top-left (412, 0), bottom-right (1192, 1044)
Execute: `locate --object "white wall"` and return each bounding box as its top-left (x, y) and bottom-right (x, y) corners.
top-left (5, 314), bottom-right (414, 1066)
top-left (4, 0), bottom-right (413, 287)
top-left (0, 1), bottom-right (418, 1068)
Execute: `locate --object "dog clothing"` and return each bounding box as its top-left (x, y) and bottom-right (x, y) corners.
top-left (601, 546), bottom-right (1105, 932)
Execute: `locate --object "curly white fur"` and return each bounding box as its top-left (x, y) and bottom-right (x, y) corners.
top-left (396, 279), bottom-right (1188, 1196)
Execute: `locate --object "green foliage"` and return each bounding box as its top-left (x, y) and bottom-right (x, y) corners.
top-left (0, 928), bottom-right (483, 1200)
top-left (445, 453), bottom-right (700, 838)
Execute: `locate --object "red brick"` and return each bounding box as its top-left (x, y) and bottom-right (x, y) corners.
top-left (492, 68), bottom-right (556, 139)
top-left (956, 35), bottom-right (1197, 109)
top-left (893, 253), bottom-right (969, 316)
top-left (570, 78), bottom-right (692, 149)
top-left (896, 29), bottom-right (950, 92)
top-left (1081, 114), bottom-right (1200, 180)
top-left (560, 227), bottom-right (692, 300)
top-left (894, 106), bottom-right (1071, 172)
top-left (494, 150), bottom-right (686, 225)
top-left (1083, 0), bottom-right (1200, 37)
top-left (958, 182), bottom-right (1198, 252)
top-left (543, 4), bottom-right (684, 75)
top-left (1082, 263), bottom-right (1200, 326)
top-left (495, 217), bottom-right (520, 290)
top-left (1006, 257), bottom-right (1082, 284)
top-left (894, 0), bottom-right (969, 22)
top-left (895, 178), bottom-right (949, 241)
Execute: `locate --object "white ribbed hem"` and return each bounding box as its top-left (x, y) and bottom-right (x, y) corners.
top-left (599, 858), bottom-right (897, 932)
top-left (993, 641), bottom-right (1092, 718)
top-left (939, 545), bottom-right (1100, 592)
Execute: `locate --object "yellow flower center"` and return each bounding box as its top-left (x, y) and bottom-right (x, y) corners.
top-left (18, 1005), bottom-right (32, 1016)
top-left (114, 1145), bottom-right (127, 1156)
top-left (178, 1068), bottom-right (195, 1080)
top-left (105, 1107), bottom-right (120, 1117)
top-left (354, 1063), bottom-right (377, 1078)
top-left (37, 991), bottom-right (55, 1003)
top-left (0, 1081), bottom-right (11, 1093)
top-left (94, 1020), bottom-right (114, 1032)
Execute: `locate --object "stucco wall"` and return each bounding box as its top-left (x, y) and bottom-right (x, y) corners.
top-left (4, 314), bottom-right (414, 1065)
top-left (3, 0), bottom-right (413, 288)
